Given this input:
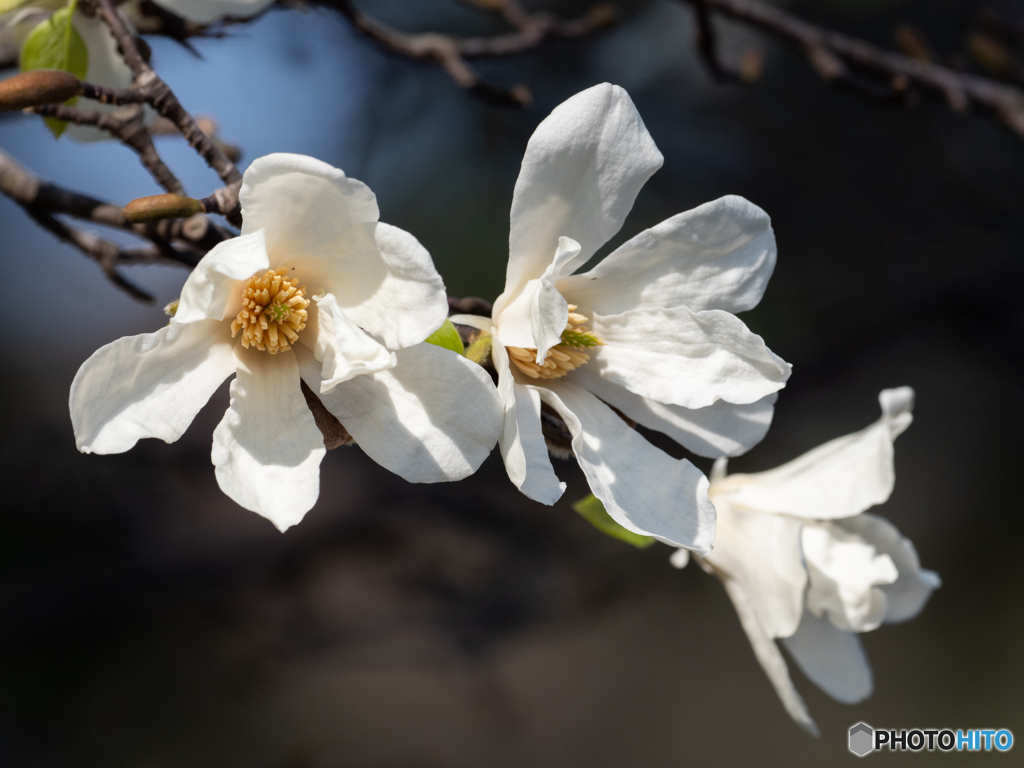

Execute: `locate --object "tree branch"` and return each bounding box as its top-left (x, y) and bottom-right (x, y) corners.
top-left (31, 103), bottom-right (184, 194)
top-left (680, 0), bottom-right (1024, 139)
top-left (325, 0), bottom-right (616, 106)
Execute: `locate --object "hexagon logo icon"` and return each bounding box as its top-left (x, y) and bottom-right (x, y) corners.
top-left (849, 722), bottom-right (874, 757)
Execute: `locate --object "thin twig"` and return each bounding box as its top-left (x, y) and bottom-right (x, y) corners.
top-left (31, 103), bottom-right (184, 194)
top-left (92, 0), bottom-right (244, 191)
top-left (680, 0), bottom-right (1024, 139)
top-left (326, 0), bottom-right (616, 106)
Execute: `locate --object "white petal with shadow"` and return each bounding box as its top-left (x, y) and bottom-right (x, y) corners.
top-left (71, 319), bottom-right (236, 454)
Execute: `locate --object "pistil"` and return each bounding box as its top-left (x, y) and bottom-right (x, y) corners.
top-left (507, 305), bottom-right (602, 379)
top-left (230, 268), bottom-right (310, 354)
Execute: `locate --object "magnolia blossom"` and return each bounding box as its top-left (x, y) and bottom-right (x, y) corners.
top-left (149, 0), bottom-right (275, 25)
top-left (452, 83), bottom-right (790, 554)
top-left (672, 387), bottom-right (940, 734)
top-left (71, 153), bottom-right (502, 530)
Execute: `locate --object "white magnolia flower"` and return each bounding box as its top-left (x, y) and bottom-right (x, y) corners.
top-left (452, 83), bottom-right (790, 554)
top-left (71, 153), bottom-right (503, 530)
top-left (150, 0), bottom-right (274, 25)
top-left (672, 387), bottom-right (940, 734)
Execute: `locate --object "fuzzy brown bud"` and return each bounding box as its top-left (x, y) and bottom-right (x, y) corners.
top-left (123, 194), bottom-right (204, 222)
top-left (0, 69), bottom-right (83, 111)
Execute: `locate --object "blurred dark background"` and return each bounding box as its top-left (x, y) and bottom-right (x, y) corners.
top-left (1, 0), bottom-right (1022, 765)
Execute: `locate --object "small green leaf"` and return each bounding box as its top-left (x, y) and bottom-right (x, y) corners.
top-left (572, 494), bottom-right (656, 549)
top-left (20, 0), bottom-right (88, 138)
top-left (424, 318), bottom-right (465, 355)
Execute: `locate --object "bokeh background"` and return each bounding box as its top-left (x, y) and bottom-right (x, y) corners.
top-left (1, 0), bottom-right (1022, 765)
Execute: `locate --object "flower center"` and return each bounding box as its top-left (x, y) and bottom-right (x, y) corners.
top-left (507, 305), bottom-right (602, 379)
top-left (230, 268), bottom-right (310, 354)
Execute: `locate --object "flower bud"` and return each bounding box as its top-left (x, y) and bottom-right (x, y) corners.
top-left (0, 69), bottom-right (83, 111)
top-left (123, 194), bottom-right (204, 222)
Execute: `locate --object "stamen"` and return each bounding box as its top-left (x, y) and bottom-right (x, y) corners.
top-left (507, 304), bottom-right (603, 379)
top-left (230, 268), bottom-right (310, 354)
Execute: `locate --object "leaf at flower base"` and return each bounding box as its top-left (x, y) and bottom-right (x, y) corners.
top-left (572, 493), bottom-right (656, 549)
top-left (20, 0), bottom-right (88, 138)
top-left (424, 318), bottom-right (465, 356)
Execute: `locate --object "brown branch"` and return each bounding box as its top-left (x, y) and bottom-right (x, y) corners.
top-left (680, 0), bottom-right (1024, 139)
top-left (91, 0), bottom-right (244, 188)
top-left (31, 103), bottom-right (184, 195)
top-left (325, 0), bottom-right (616, 106)
top-left (0, 149), bottom-right (232, 281)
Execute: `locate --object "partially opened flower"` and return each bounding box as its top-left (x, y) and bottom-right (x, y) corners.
top-left (671, 387), bottom-right (940, 734)
top-left (149, 0), bottom-right (274, 25)
top-left (452, 83), bottom-right (790, 554)
top-left (71, 153), bottom-right (503, 530)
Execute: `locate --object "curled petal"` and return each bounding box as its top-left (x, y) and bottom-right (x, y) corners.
top-left (838, 513), bottom-right (941, 624)
top-left (297, 343), bottom-right (502, 483)
top-left (211, 348), bottom-right (325, 531)
top-left (538, 380), bottom-right (715, 553)
top-left (306, 294), bottom-right (396, 391)
top-left (717, 387), bottom-right (915, 519)
top-left (590, 306), bottom-right (791, 409)
top-left (781, 611), bottom-right (873, 704)
top-left (71, 319), bottom-right (235, 454)
top-left (571, 368), bottom-right (777, 458)
top-left (492, 342), bottom-right (566, 504)
top-left (558, 195), bottom-right (777, 315)
top-left (240, 153), bottom-right (379, 263)
top-left (506, 83), bottom-right (663, 294)
top-left (493, 237), bottom-right (579, 358)
top-left (802, 522), bottom-right (898, 634)
top-left (720, 578), bottom-right (819, 736)
top-left (175, 229), bottom-right (269, 324)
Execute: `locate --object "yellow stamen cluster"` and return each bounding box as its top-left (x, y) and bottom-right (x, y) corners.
top-left (507, 305), bottom-right (602, 379)
top-left (230, 268), bottom-right (309, 354)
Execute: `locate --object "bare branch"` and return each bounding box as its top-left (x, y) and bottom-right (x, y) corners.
top-left (679, 0), bottom-right (1024, 139)
top-left (324, 0), bottom-right (616, 106)
top-left (30, 103), bottom-right (184, 194)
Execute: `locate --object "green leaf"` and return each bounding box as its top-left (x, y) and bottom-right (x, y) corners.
top-left (572, 494), bottom-right (656, 549)
top-left (20, 0), bottom-right (88, 139)
top-left (424, 318), bottom-right (465, 356)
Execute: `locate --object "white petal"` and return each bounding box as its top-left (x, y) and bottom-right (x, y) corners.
top-left (239, 153), bottom-right (379, 263)
top-left (506, 83), bottom-right (663, 295)
top-left (297, 343), bottom-right (501, 482)
top-left (305, 294), bottom-right (396, 391)
top-left (448, 314), bottom-right (493, 332)
top-left (570, 367), bottom-right (777, 458)
top-left (538, 380), bottom-right (715, 553)
top-left (175, 229), bottom-right (269, 324)
top-left (720, 577), bottom-right (819, 736)
top-left (704, 495), bottom-right (807, 639)
top-left (589, 306), bottom-right (791, 409)
top-left (558, 196), bottom-right (776, 315)
top-left (211, 348), bottom-right (325, 531)
top-left (71, 320), bottom-right (236, 454)
top-left (803, 522), bottom-right (898, 633)
top-left (281, 222), bottom-right (447, 350)
top-left (493, 237), bottom-right (578, 358)
top-left (151, 0), bottom-right (274, 24)
top-left (492, 342), bottom-right (566, 504)
top-left (781, 611), bottom-right (873, 704)
top-left (717, 387), bottom-right (915, 519)
top-left (838, 514), bottom-right (941, 624)
top-left (67, 10), bottom-right (136, 143)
